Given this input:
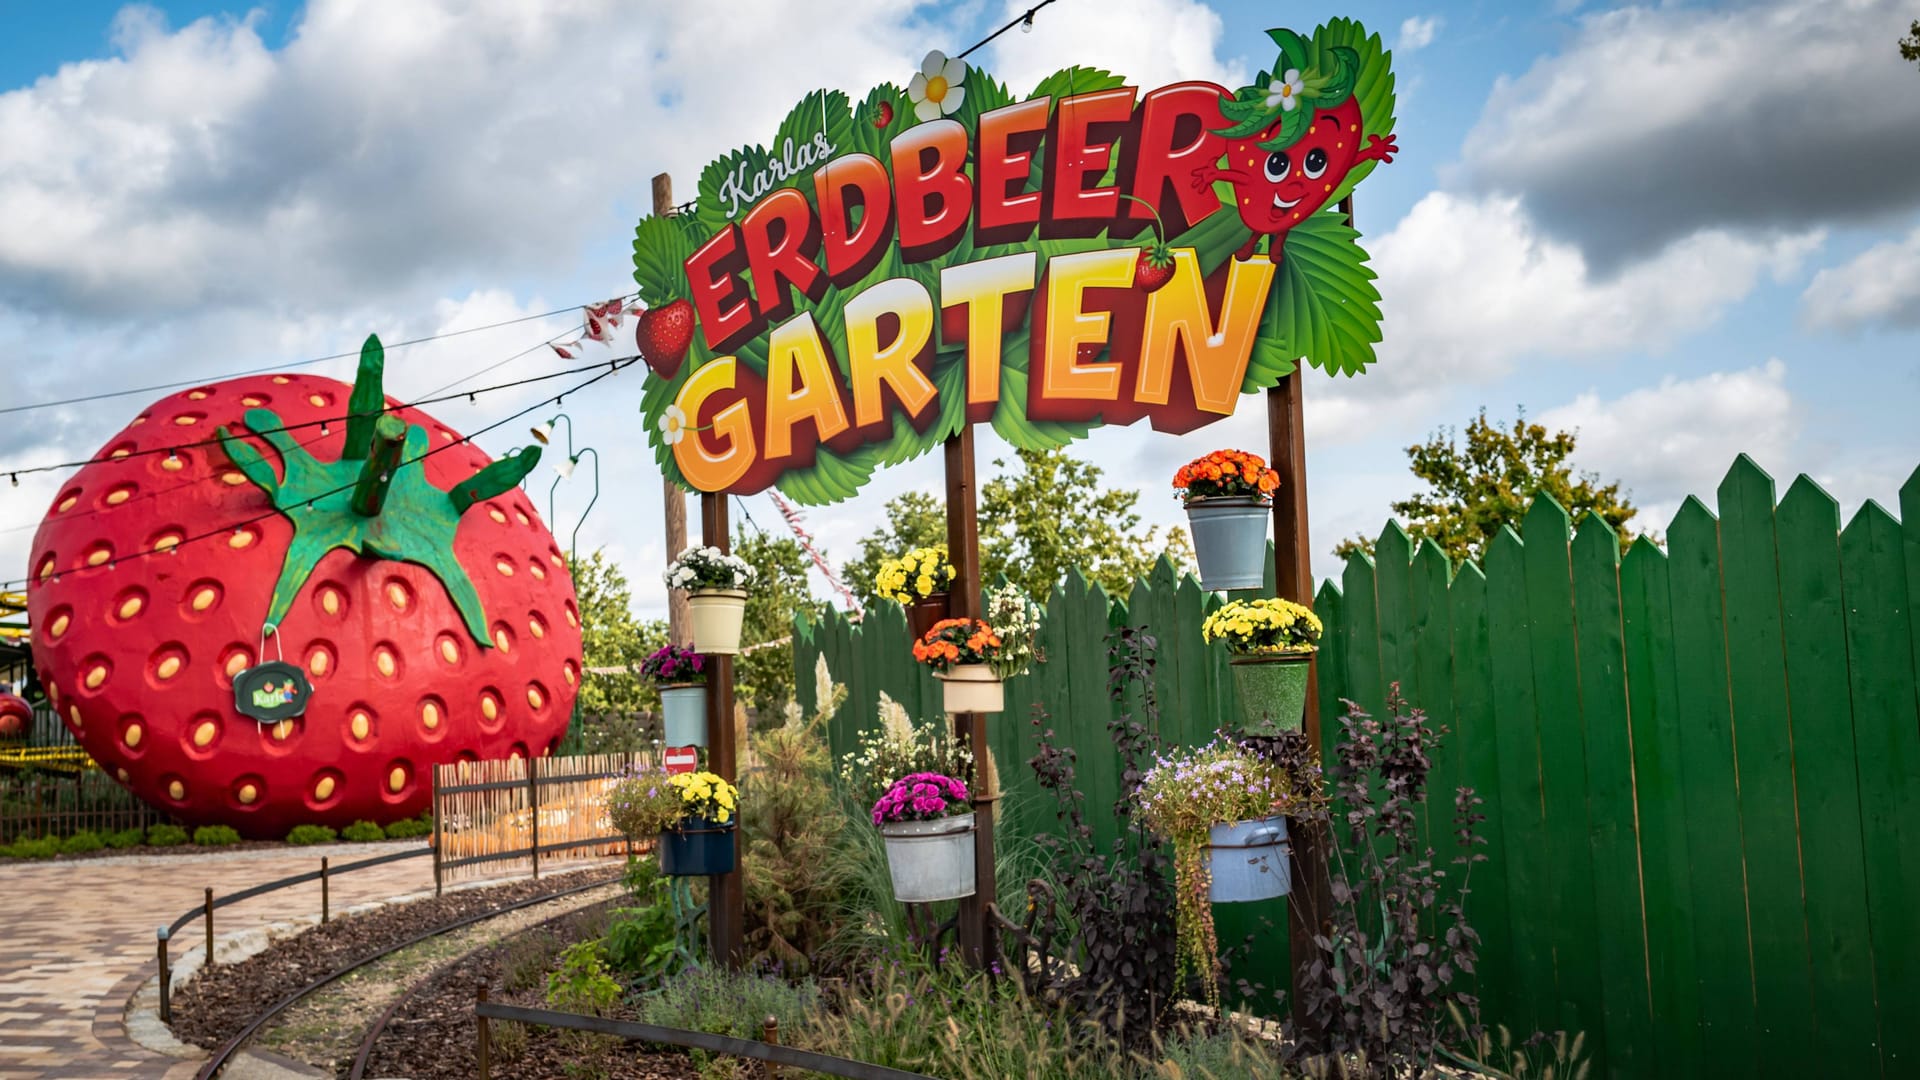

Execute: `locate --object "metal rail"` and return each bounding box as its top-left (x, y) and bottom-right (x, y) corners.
top-left (475, 1000), bottom-right (943, 1080)
top-left (191, 873), bottom-right (614, 1079)
top-left (346, 888), bottom-right (618, 1080)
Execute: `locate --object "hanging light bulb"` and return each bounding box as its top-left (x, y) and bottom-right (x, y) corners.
top-left (1021, 11), bottom-right (1035, 32)
top-left (321, 420), bottom-right (330, 436)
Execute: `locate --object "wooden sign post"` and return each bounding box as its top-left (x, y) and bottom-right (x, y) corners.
top-left (701, 492), bottom-right (745, 968)
top-left (944, 427), bottom-right (997, 967)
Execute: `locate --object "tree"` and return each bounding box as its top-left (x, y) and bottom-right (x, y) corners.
top-left (1334, 409), bottom-right (1640, 566)
top-left (733, 527), bottom-right (824, 724)
top-left (568, 549), bottom-right (667, 752)
top-left (980, 448), bottom-right (1194, 602)
top-left (842, 490), bottom-right (946, 610)
top-left (1902, 19), bottom-right (1919, 66)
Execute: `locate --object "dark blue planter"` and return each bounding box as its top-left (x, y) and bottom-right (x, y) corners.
top-left (657, 819), bottom-right (736, 876)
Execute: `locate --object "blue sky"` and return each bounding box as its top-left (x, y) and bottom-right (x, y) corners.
top-left (1, 0), bottom-right (1915, 619)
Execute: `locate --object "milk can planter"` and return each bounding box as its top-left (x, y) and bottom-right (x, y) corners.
top-left (640, 644), bottom-right (709, 747)
top-left (908, 592), bottom-right (952, 642)
top-left (875, 546), bottom-right (958, 644)
top-left (936, 664), bottom-right (1004, 714)
top-left (880, 813), bottom-right (978, 902)
top-left (658, 818), bottom-right (736, 876)
top-left (687, 589), bottom-right (748, 654)
top-left (914, 613), bottom-right (1033, 717)
top-left (1174, 450), bottom-right (1284, 592)
top-left (1204, 597), bottom-right (1322, 736)
top-left (659, 685), bottom-right (707, 747)
top-left (605, 768), bottom-right (739, 878)
top-left (872, 772), bottom-right (976, 903)
top-left (1229, 651), bottom-right (1313, 735)
top-left (665, 546), bottom-right (756, 656)
top-left (1133, 735), bottom-right (1324, 1013)
top-left (1208, 814), bottom-right (1291, 902)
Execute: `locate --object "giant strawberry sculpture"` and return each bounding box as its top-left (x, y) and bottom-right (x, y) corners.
top-left (26, 336), bottom-right (583, 836)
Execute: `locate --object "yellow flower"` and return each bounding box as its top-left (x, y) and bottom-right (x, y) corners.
top-left (915, 574), bottom-right (935, 596)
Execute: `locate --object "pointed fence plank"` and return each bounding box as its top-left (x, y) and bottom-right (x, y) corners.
top-left (1520, 497), bottom-right (1605, 1057)
top-left (1775, 477), bottom-right (1879, 1076)
top-left (1717, 459), bottom-right (1816, 1075)
top-left (1448, 561), bottom-right (1513, 1028)
top-left (1621, 537), bottom-right (1701, 1078)
top-left (1409, 540), bottom-right (1454, 941)
top-left (1571, 515), bottom-right (1653, 1080)
top-left (1314, 579), bottom-right (1347, 738)
top-left (1483, 527), bottom-right (1553, 1036)
top-left (1667, 497), bottom-right (1758, 1073)
top-left (1841, 503), bottom-right (1920, 1078)
top-left (1340, 553), bottom-right (1387, 721)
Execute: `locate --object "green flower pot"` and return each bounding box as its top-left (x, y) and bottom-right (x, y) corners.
top-left (1230, 652), bottom-right (1312, 735)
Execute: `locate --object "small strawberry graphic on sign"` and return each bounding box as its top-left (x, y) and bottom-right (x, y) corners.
top-left (635, 298), bottom-right (697, 380)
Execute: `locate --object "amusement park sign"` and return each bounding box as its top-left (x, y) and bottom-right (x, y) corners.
top-left (632, 19), bottom-right (1396, 505)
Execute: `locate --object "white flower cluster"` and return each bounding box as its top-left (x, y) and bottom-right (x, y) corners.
top-left (837, 691), bottom-right (971, 807)
top-left (985, 583), bottom-right (1043, 679)
top-left (664, 545), bottom-right (758, 591)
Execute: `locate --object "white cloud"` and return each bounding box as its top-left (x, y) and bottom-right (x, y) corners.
top-left (1456, 0), bottom-right (1920, 267)
top-left (1801, 225), bottom-right (1920, 331)
top-left (1538, 359), bottom-right (1797, 521)
top-left (983, 0), bottom-right (1250, 96)
top-left (0, 0), bottom-right (959, 319)
top-left (1288, 192), bottom-right (1820, 443)
top-left (1395, 15), bottom-right (1441, 53)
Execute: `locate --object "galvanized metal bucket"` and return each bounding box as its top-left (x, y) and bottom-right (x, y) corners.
top-left (879, 812), bottom-right (977, 902)
top-left (1185, 497), bottom-right (1272, 591)
top-left (659, 684), bottom-right (707, 747)
top-left (1208, 814), bottom-right (1291, 903)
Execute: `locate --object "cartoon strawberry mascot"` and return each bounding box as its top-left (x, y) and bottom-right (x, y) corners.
top-left (27, 336), bottom-right (584, 836)
top-left (1194, 28), bottom-right (1398, 261)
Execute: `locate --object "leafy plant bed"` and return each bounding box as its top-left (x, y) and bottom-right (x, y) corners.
top-left (169, 867), bottom-right (621, 1051)
top-left (358, 921), bottom-right (712, 1080)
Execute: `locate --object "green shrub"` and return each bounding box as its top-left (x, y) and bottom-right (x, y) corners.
top-left (10, 837), bottom-right (60, 859)
top-left (0, 843), bottom-right (13, 858)
top-left (61, 831), bottom-right (104, 854)
top-left (286, 824), bottom-right (337, 846)
top-left (105, 827), bottom-right (145, 849)
top-left (147, 824), bottom-right (189, 847)
top-left (383, 817), bottom-right (430, 839)
top-left (193, 825), bottom-right (242, 846)
top-left (639, 967), bottom-right (820, 1045)
top-left (341, 820), bottom-right (385, 842)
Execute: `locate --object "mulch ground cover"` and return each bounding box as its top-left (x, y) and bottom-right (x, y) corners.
top-left (170, 868), bottom-right (620, 1051)
top-left (360, 904), bottom-right (728, 1080)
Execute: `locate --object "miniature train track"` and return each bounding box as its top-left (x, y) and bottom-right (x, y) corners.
top-left (344, 888), bottom-right (617, 1080)
top-left (193, 874), bottom-right (616, 1079)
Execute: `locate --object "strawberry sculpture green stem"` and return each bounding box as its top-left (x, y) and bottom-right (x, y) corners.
top-left (215, 335), bottom-right (541, 646)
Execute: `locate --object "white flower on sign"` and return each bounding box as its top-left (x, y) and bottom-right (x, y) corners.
top-left (908, 50), bottom-right (967, 122)
top-left (1265, 68), bottom-right (1305, 111)
top-left (658, 404), bottom-right (688, 445)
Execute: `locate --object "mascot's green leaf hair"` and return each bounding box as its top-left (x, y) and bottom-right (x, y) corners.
top-left (1214, 29), bottom-right (1361, 151)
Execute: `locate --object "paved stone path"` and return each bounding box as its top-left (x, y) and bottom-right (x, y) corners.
top-left (0, 842), bottom-right (539, 1079)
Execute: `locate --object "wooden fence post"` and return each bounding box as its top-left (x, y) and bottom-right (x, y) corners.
top-left (156, 929), bottom-right (171, 1024)
top-left (656, 171), bottom-right (693, 649)
top-left (764, 1015), bottom-right (781, 1079)
top-left (203, 887), bottom-right (214, 967)
top-left (433, 768), bottom-right (444, 896)
top-left (476, 986), bottom-right (492, 1080)
top-left (529, 755), bottom-right (541, 880)
top-left (320, 856), bottom-right (330, 924)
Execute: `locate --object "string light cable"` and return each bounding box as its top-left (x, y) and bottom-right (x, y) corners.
top-left (2, 353), bottom-right (636, 484)
top-left (1, 356), bottom-right (637, 592)
top-left (0, 293), bottom-right (633, 419)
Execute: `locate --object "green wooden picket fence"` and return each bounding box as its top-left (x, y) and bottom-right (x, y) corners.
top-left (794, 455), bottom-right (1920, 1079)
